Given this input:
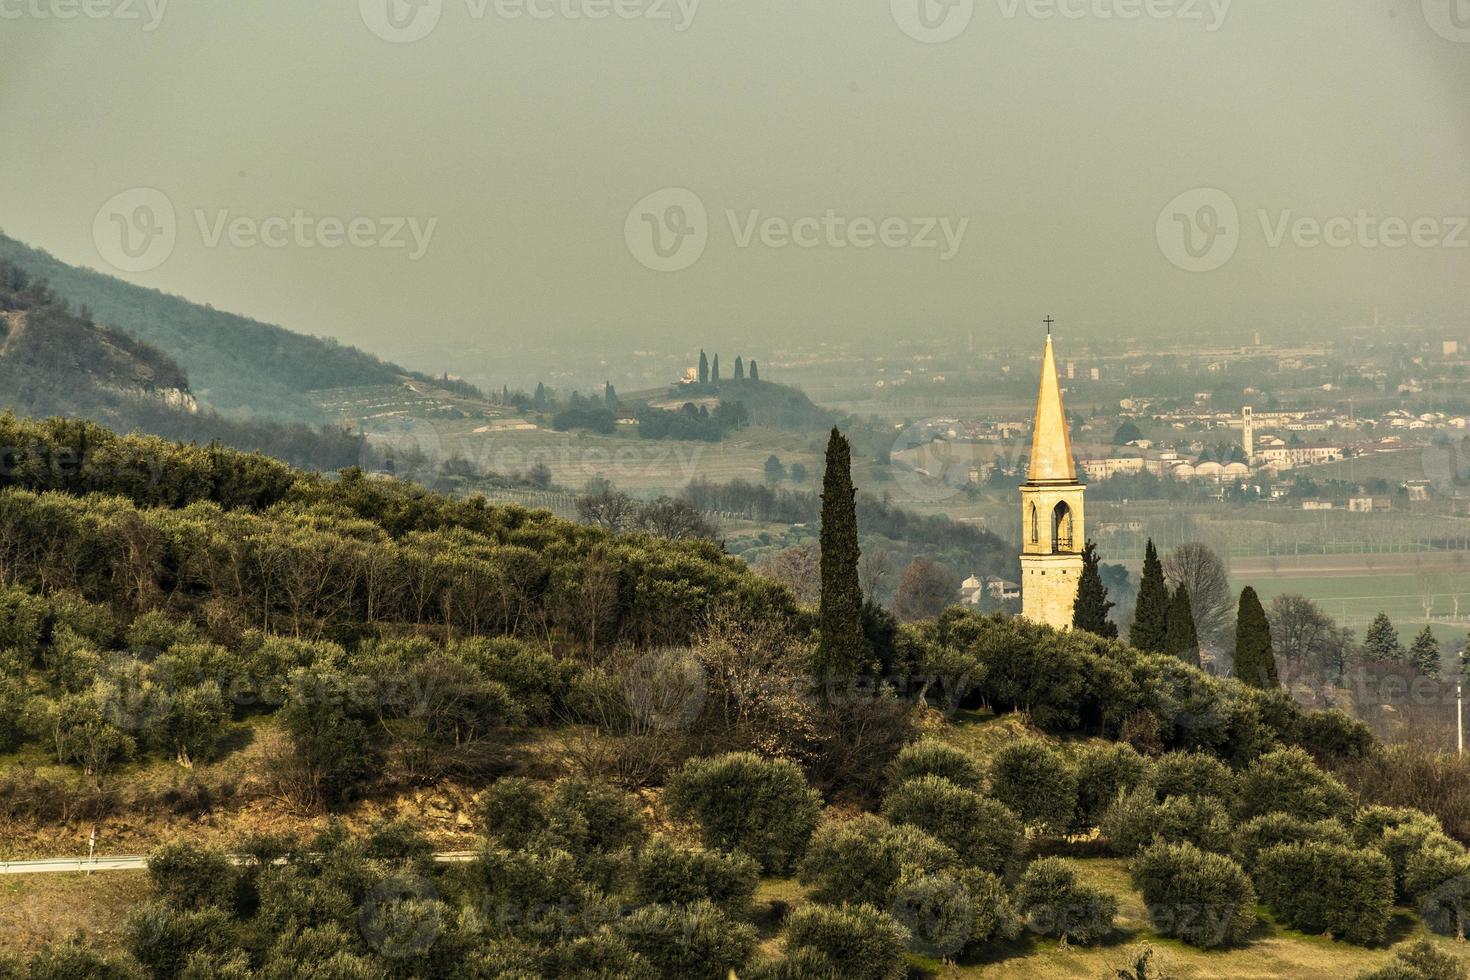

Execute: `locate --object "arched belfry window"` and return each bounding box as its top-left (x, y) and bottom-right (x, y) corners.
top-left (1029, 504), bottom-right (1039, 544)
top-left (1052, 502), bottom-right (1074, 553)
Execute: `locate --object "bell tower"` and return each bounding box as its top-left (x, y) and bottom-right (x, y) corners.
top-left (1020, 321), bottom-right (1085, 629)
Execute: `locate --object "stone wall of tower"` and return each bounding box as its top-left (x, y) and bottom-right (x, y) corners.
top-left (1021, 553), bottom-right (1084, 629)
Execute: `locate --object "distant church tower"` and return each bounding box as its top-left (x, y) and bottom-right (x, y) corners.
top-left (1242, 406), bottom-right (1255, 462)
top-left (1020, 326), bottom-right (1085, 630)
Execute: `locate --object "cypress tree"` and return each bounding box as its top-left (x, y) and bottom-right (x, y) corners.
top-left (1363, 613), bottom-right (1402, 662)
top-left (734, 356), bottom-right (745, 381)
top-left (711, 354), bottom-right (721, 384)
top-left (1164, 585), bottom-right (1201, 668)
top-left (1409, 625), bottom-right (1441, 678)
top-left (1072, 541), bottom-right (1116, 638)
top-left (749, 360), bottom-right (759, 382)
top-left (1129, 539), bottom-right (1169, 653)
top-left (818, 427), bottom-right (865, 680)
top-left (698, 350), bottom-right (709, 385)
top-left (1233, 587), bottom-right (1279, 689)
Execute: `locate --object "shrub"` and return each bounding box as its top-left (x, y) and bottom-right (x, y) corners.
top-left (548, 933), bottom-right (656, 980)
top-left (1233, 812), bottom-right (1351, 872)
top-left (1072, 742), bottom-right (1148, 831)
top-left (1015, 857), bottom-right (1118, 946)
top-left (881, 775), bottom-right (1023, 875)
top-left (1378, 822), bottom-right (1458, 899)
top-left (147, 840), bottom-right (237, 912)
top-left (989, 740), bottom-right (1077, 834)
top-left (125, 904), bottom-right (234, 979)
top-left (890, 867), bottom-right (1018, 958)
top-left (782, 903), bottom-right (909, 980)
top-left (1235, 747), bottom-right (1352, 822)
top-left (1405, 843), bottom-right (1470, 940)
top-left (885, 738), bottom-right (983, 791)
top-left (666, 752), bottom-right (822, 874)
top-left (1129, 841), bottom-right (1256, 948)
top-left (1295, 709), bottom-right (1374, 760)
top-left (742, 949), bottom-right (843, 980)
top-left (1254, 842), bottom-right (1394, 945)
top-left (25, 939), bottom-right (145, 980)
top-left (618, 899), bottom-right (756, 980)
top-left (1101, 788), bottom-right (1232, 857)
top-left (547, 775), bottom-right (647, 856)
top-left (1353, 939), bottom-right (1464, 980)
top-left (478, 776), bottom-right (548, 848)
top-left (1147, 751), bottom-right (1235, 803)
top-left (632, 838), bottom-right (759, 917)
top-left (1353, 805), bottom-right (1442, 847)
top-left (179, 951), bottom-right (253, 980)
top-left (799, 814), bottom-right (957, 908)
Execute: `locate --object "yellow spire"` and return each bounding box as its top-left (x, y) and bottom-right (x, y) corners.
top-left (1027, 332), bottom-right (1075, 483)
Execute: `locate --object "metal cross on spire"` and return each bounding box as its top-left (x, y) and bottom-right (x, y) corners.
top-left (1043, 315), bottom-right (1055, 336)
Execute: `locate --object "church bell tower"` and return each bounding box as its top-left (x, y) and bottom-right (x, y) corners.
top-left (1020, 323), bottom-right (1085, 629)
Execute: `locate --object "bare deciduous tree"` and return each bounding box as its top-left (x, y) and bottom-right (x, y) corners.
top-left (1163, 542), bottom-right (1232, 650)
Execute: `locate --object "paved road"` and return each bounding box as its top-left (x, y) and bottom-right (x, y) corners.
top-left (0, 851), bottom-right (480, 876)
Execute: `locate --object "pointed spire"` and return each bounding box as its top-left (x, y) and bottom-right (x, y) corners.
top-left (1027, 332), bottom-right (1075, 483)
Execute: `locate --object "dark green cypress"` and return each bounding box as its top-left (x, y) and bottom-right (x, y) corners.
top-left (734, 356), bottom-right (745, 381)
top-left (1072, 541), bottom-right (1117, 638)
top-left (749, 360), bottom-right (759, 382)
top-left (711, 354), bottom-right (721, 384)
top-left (1129, 539), bottom-right (1169, 652)
top-left (818, 427), bottom-right (865, 680)
top-left (698, 349), bottom-right (709, 385)
top-left (1233, 586), bottom-right (1279, 689)
top-left (1164, 585), bottom-right (1200, 668)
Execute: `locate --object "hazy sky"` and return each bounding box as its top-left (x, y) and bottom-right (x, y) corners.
top-left (1, 0), bottom-right (1467, 369)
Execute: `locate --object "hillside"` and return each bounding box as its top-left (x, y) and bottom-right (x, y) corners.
top-left (0, 230), bottom-right (470, 424)
top-left (0, 263), bottom-right (365, 469)
top-left (3, 417), bottom-right (1470, 979)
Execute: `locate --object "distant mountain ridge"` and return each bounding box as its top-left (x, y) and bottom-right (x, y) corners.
top-left (0, 230), bottom-right (463, 423)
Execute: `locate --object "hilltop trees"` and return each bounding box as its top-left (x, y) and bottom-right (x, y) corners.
top-left (1165, 586), bottom-right (1200, 668)
top-left (712, 354), bottom-right (721, 384)
top-left (1410, 625), bottom-right (1442, 677)
top-left (1233, 587), bottom-right (1279, 689)
top-left (734, 356), bottom-right (744, 381)
top-left (1072, 541), bottom-right (1116, 638)
top-left (818, 428), bottom-right (865, 677)
top-left (1130, 539), bottom-right (1169, 652)
top-left (698, 350), bottom-right (709, 384)
top-left (1364, 612), bottom-right (1402, 661)
top-left (749, 360), bottom-right (759, 381)
top-left (1163, 543), bottom-right (1232, 649)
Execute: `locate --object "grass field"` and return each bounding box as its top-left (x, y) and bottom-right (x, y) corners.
top-left (0, 872), bottom-right (148, 955)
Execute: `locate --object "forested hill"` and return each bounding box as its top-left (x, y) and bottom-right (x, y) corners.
top-left (0, 262), bottom-right (366, 470)
top-left (0, 230), bottom-right (445, 423)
